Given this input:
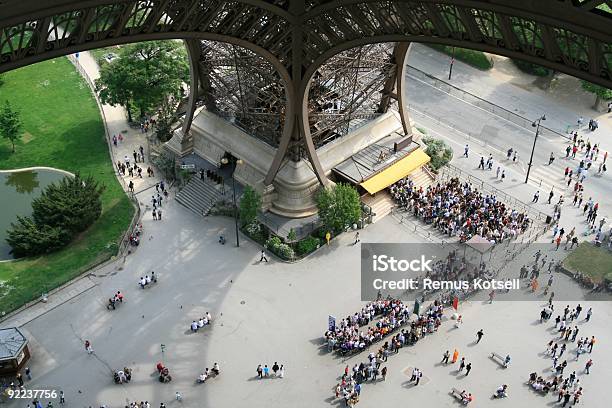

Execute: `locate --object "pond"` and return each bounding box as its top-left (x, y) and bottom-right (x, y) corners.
top-left (0, 169), bottom-right (68, 260)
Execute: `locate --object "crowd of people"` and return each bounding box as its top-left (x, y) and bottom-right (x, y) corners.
top-left (531, 301), bottom-right (597, 406)
top-left (390, 177), bottom-right (532, 244)
top-left (328, 299), bottom-right (446, 405)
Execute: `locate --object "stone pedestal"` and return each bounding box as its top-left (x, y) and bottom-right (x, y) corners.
top-left (187, 110), bottom-right (406, 218)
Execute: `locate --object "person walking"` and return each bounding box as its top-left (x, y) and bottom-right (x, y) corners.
top-left (588, 336), bottom-right (596, 353)
top-left (354, 232), bottom-right (360, 245)
top-left (59, 391), bottom-right (65, 404)
top-left (585, 307), bottom-right (592, 322)
top-left (459, 357), bottom-right (466, 373)
top-left (260, 249), bottom-right (268, 263)
top-left (585, 359), bottom-right (593, 374)
top-left (548, 189), bottom-right (554, 204)
top-left (442, 350), bottom-right (450, 364)
top-left (25, 367), bottom-right (31, 380)
top-left (451, 349), bottom-right (459, 364)
top-left (476, 329), bottom-right (484, 343)
top-left (85, 340), bottom-right (93, 354)
top-left (465, 363), bottom-right (472, 376)
top-left (257, 364), bottom-right (263, 378)
top-left (532, 191), bottom-right (540, 203)
top-left (415, 369), bottom-right (423, 385)
top-left (381, 366), bottom-right (387, 381)
top-left (549, 152), bottom-right (555, 165)
top-left (463, 144), bottom-right (469, 158)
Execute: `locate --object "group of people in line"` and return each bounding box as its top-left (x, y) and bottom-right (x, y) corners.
top-left (390, 177), bottom-right (531, 244)
top-left (190, 312), bottom-right (213, 332)
top-left (255, 362), bottom-right (285, 379)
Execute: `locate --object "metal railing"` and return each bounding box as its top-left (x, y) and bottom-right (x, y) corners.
top-left (406, 64), bottom-right (572, 140)
top-left (437, 163), bottom-right (551, 225)
top-left (258, 212), bottom-right (321, 240)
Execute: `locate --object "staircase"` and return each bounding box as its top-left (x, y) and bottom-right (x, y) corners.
top-left (408, 166), bottom-right (436, 190)
top-left (362, 190), bottom-right (395, 222)
top-left (176, 176), bottom-right (224, 216)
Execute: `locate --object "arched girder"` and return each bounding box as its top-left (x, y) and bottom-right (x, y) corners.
top-left (1, 0), bottom-right (611, 86)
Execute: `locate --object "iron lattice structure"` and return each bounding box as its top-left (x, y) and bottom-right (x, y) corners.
top-left (1, 0), bottom-right (611, 186)
top-left (197, 40), bottom-right (286, 148)
top-left (308, 43), bottom-right (396, 150)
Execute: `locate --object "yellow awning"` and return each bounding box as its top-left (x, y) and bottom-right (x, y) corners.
top-left (360, 148), bottom-right (430, 194)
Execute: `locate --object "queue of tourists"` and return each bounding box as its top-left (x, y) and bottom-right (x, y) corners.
top-left (390, 177), bottom-right (531, 243)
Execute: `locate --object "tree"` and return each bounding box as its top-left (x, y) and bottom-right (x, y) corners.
top-left (422, 136), bottom-right (453, 172)
top-left (6, 174), bottom-right (105, 258)
top-left (316, 183), bottom-right (362, 234)
top-left (239, 186), bottom-right (262, 227)
top-left (31, 174), bottom-right (105, 234)
top-left (155, 95), bottom-right (180, 142)
top-left (6, 216), bottom-right (71, 258)
top-left (95, 62), bottom-right (135, 122)
top-left (580, 80), bottom-right (612, 110)
top-left (0, 100), bottom-right (22, 152)
top-left (94, 41), bottom-right (189, 122)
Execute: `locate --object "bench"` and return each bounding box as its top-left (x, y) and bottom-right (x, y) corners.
top-left (450, 387), bottom-right (466, 401)
top-left (490, 352), bottom-right (509, 367)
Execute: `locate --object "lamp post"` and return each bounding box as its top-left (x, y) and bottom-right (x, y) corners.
top-left (448, 47), bottom-right (455, 80)
top-left (221, 156), bottom-right (243, 247)
top-left (525, 114), bottom-right (546, 184)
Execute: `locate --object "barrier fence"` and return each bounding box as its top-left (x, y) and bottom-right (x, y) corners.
top-left (406, 64), bottom-right (572, 140)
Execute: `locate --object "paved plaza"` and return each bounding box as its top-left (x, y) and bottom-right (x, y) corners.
top-left (2, 47), bottom-right (612, 408)
top-left (4, 210), bottom-right (612, 407)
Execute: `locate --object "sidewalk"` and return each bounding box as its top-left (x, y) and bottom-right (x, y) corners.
top-left (1, 52), bottom-right (168, 328)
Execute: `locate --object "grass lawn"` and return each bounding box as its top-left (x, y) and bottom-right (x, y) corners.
top-left (0, 57), bottom-right (134, 314)
top-left (563, 242), bottom-right (612, 283)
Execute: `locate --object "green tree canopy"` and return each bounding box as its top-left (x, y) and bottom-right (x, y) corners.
top-left (0, 100), bottom-right (22, 152)
top-left (95, 40), bottom-right (189, 122)
top-left (31, 174), bottom-right (105, 234)
top-left (239, 185), bottom-right (262, 227)
top-left (6, 174), bottom-right (105, 258)
top-left (316, 183), bottom-right (362, 234)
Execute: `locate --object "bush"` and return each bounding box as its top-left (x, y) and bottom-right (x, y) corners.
top-left (422, 136), bottom-right (453, 171)
top-left (239, 186), bottom-right (262, 227)
top-left (296, 236), bottom-right (321, 256)
top-left (265, 236), bottom-right (295, 260)
top-left (428, 45), bottom-right (493, 70)
top-left (316, 183), bottom-right (361, 234)
top-left (244, 221), bottom-right (266, 244)
top-left (6, 174), bottom-right (104, 258)
top-left (511, 59), bottom-right (550, 77)
top-left (6, 217), bottom-right (71, 258)
top-left (32, 174), bottom-right (104, 234)
top-left (151, 151), bottom-right (176, 181)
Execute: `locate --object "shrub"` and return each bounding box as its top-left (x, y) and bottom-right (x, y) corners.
top-left (32, 174), bottom-right (104, 234)
top-left (239, 186), bottom-right (262, 227)
top-left (296, 236), bottom-right (321, 256)
top-left (265, 236), bottom-right (295, 260)
top-left (151, 151), bottom-right (176, 181)
top-left (316, 183), bottom-right (362, 234)
top-left (6, 216), bottom-right (71, 258)
top-left (428, 45), bottom-right (493, 70)
top-left (422, 136), bottom-right (453, 172)
top-left (6, 174), bottom-right (104, 258)
top-left (511, 59), bottom-right (550, 77)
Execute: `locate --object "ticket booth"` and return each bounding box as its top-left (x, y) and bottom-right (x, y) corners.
top-left (0, 327), bottom-right (30, 375)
